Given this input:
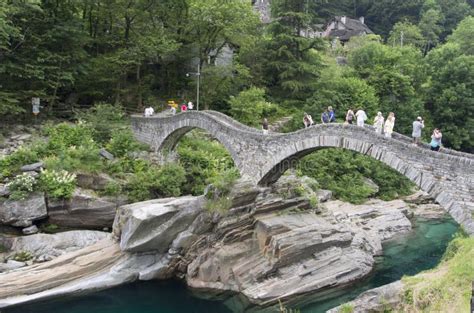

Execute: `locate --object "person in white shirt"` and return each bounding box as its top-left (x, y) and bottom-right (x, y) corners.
top-left (144, 106), bottom-right (154, 117)
top-left (187, 101), bottom-right (194, 110)
top-left (373, 112), bottom-right (384, 134)
top-left (355, 109), bottom-right (367, 127)
top-left (384, 112), bottom-right (395, 138)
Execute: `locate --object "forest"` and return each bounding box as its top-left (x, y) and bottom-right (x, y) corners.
top-left (0, 0), bottom-right (473, 151)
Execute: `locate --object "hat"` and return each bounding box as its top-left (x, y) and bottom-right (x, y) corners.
top-left (417, 116), bottom-right (422, 121)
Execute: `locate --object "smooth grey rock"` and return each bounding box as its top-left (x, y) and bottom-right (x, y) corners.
top-left (0, 260), bottom-right (26, 272)
top-left (99, 148), bottom-right (114, 160)
top-left (326, 281), bottom-right (404, 313)
top-left (363, 177), bottom-right (380, 195)
top-left (0, 193), bottom-right (47, 226)
top-left (115, 196), bottom-right (204, 253)
top-left (8, 230), bottom-right (108, 260)
top-left (20, 162), bottom-right (44, 172)
top-left (22, 225), bottom-right (38, 235)
top-left (0, 184), bottom-right (10, 197)
top-left (47, 188), bottom-right (126, 229)
top-left (316, 189), bottom-right (332, 203)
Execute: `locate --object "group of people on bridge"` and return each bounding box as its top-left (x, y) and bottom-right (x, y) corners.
top-left (267, 106), bottom-right (443, 151)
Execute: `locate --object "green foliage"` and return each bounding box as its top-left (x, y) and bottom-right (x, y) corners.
top-left (229, 87), bottom-right (276, 127)
top-left (40, 223), bottom-right (60, 234)
top-left (6, 173), bottom-right (36, 200)
top-left (424, 43), bottom-right (474, 151)
top-left (44, 122), bottom-right (95, 152)
top-left (401, 236), bottom-right (474, 312)
top-left (388, 21), bottom-right (426, 49)
top-left (338, 303), bottom-right (354, 313)
top-left (448, 16), bottom-right (474, 56)
top-left (106, 129), bottom-right (145, 158)
top-left (102, 181), bottom-right (123, 197)
top-left (297, 149), bottom-right (414, 204)
top-left (12, 251), bottom-right (33, 262)
top-left (305, 65), bottom-right (379, 121)
top-left (76, 104), bottom-right (126, 144)
top-left (177, 131), bottom-right (236, 195)
top-left (38, 169), bottom-right (76, 200)
top-left (0, 148), bottom-right (40, 178)
top-left (205, 169), bottom-right (239, 213)
top-left (125, 163), bottom-right (186, 202)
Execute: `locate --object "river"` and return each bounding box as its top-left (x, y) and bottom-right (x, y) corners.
top-left (5, 217), bottom-right (458, 313)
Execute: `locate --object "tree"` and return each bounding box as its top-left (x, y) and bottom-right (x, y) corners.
top-left (448, 16), bottom-right (474, 55)
top-left (418, 8), bottom-right (444, 50)
top-left (349, 42), bottom-right (425, 134)
top-left (424, 43), bottom-right (474, 151)
top-left (264, 0), bottom-right (325, 105)
top-left (229, 87), bottom-right (276, 127)
top-left (388, 21), bottom-right (426, 49)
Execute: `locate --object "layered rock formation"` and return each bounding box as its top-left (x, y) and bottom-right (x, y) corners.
top-left (0, 176), bottom-right (444, 311)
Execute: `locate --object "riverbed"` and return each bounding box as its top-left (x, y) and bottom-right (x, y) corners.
top-left (4, 217), bottom-right (458, 313)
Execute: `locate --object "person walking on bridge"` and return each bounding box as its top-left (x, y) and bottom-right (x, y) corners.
top-left (303, 113), bottom-right (314, 128)
top-left (384, 112), bottom-right (395, 138)
top-left (355, 108), bottom-right (367, 127)
top-left (412, 116), bottom-right (424, 145)
top-left (345, 108), bottom-right (355, 124)
top-left (373, 112), bottom-right (384, 134)
top-left (328, 106), bottom-right (336, 123)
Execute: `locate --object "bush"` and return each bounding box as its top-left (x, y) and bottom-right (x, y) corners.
top-left (44, 122), bottom-right (96, 152)
top-left (76, 103), bottom-right (126, 143)
top-left (0, 147), bottom-right (40, 178)
top-left (204, 169), bottom-right (239, 213)
top-left (106, 129), bottom-right (145, 158)
top-left (13, 251), bottom-right (33, 262)
top-left (177, 132), bottom-right (236, 195)
top-left (6, 173), bottom-right (37, 200)
top-left (125, 163), bottom-right (187, 202)
top-left (39, 169), bottom-right (76, 200)
top-left (229, 87), bottom-right (277, 127)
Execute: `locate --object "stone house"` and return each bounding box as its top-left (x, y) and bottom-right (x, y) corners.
top-left (322, 16), bottom-right (374, 43)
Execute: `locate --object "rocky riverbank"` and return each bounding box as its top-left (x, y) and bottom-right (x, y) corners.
top-left (0, 174), bottom-right (448, 311)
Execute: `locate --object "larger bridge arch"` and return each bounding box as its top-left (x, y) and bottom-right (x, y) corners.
top-left (131, 111), bottom-right (474, 235)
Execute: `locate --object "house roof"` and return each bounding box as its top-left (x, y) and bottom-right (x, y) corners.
top-left (328, 16), bottom-right (374, 41)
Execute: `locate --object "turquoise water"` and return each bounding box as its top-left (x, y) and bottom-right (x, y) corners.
top-left (5, 218), bottom-right (458, 313)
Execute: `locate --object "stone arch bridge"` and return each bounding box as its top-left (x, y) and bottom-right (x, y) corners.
top-left (131, 111), bottom-right (474, 235)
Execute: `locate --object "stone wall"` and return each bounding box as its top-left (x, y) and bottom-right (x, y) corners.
top-left (131, 111), bottom-right (474, 234)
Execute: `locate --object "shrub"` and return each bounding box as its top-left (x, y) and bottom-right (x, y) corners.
top-left (102, 181), bottom-right (123, 197)
top-left (12, 251), bottom-right (33, 262)
top-left (106, 129), bottom-right (145, 158)
top-left (39, 169), bottom-right (76, 200)
top-left (40, 223), bottom-right (60, 234)
top-left (6, 173), bottom-right (37, 200)
top-left (125, 163), bottom-right (187, 202)
top-left (204, 169), bottom-right (239, 213)
top-left (0, 147), bottom-right (40, 178)
top-left (229, 87), bottom-right (277, 127)
top-left (338, 303), bottom-right (354, 313)
top-left (44, 122), bottom-right (95, 152)
top-left (76, 103), bottom-right (126, 143)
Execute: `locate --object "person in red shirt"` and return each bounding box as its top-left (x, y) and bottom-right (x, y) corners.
top-left (181, 104), bottom-right (188, 112)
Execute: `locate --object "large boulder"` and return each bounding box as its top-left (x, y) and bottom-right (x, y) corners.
top-left (114, 196), bottom-right (204, 253)
top-left (0, 193), bottom-right (47, 227)
top-left (47, 188), bottom-right (126, 229)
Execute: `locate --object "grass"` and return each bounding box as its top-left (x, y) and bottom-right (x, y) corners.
top-left (399, 234), bottom-right (474, 312)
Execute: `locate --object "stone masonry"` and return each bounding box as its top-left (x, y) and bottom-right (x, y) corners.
top-left (131, 111), bottom-right (474, 235)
